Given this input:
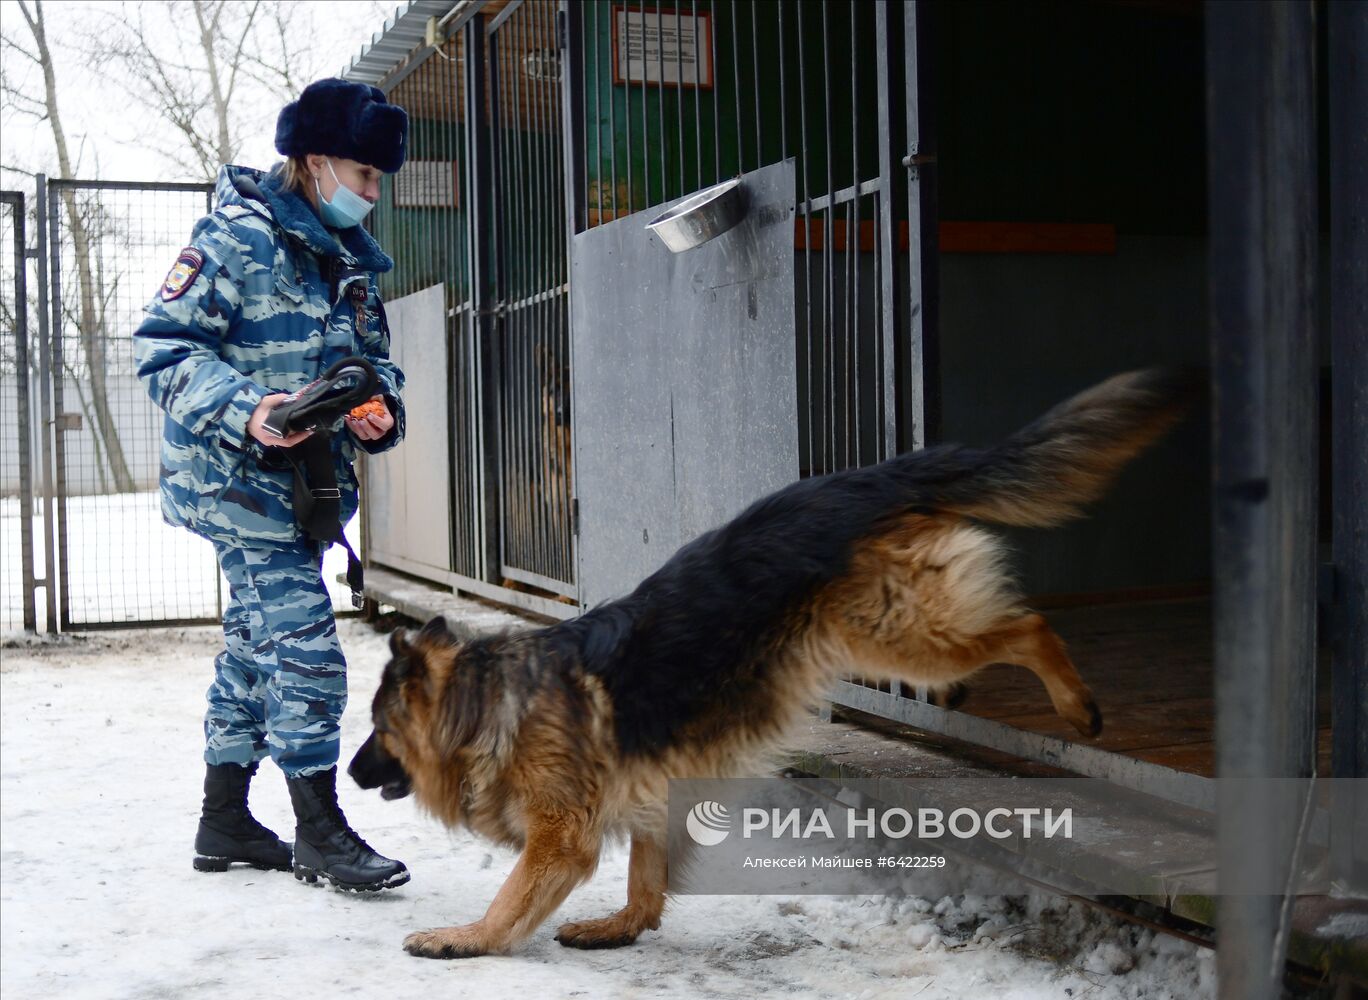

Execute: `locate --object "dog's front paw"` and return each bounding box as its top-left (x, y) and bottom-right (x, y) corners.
top-left (403, 924), bottom-right (489, 959)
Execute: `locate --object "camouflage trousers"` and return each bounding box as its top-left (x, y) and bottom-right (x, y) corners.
top-left (205, 539), bottom-right (347, 776)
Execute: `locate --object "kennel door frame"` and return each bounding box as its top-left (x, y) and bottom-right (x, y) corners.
top-left (361, 282), bottom-right (452, 579)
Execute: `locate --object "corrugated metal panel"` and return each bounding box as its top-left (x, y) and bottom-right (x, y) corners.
top-left (340, 1), bottom-right (465, 84)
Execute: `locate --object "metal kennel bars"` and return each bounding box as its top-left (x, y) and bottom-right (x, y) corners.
top-left (571, 0), bottom-right (933, 471)
top-left (488, 0), bottom-right (575, 597)
top-left (358, 1), bottom-right (930, 617)
top-left (364, 2), bottom-right (578, 618)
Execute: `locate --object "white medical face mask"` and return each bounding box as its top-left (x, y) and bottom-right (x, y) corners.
top-left (315, 158), bottom-right (374, 228)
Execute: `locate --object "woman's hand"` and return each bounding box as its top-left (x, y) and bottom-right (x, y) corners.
top-left (248, 393), bottom-right (313, 448)
top-left (345, 395), bottom-right (395, 442)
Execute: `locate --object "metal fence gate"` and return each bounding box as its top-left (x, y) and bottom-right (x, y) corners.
top-left (6, 176), bottom-right (374, 631)
top-left (43, 179), bottom-right (223, 629)
top-left (4, 179), bottom-right (227, 631)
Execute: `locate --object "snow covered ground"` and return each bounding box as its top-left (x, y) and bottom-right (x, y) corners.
top-left (1, 620), bottom-right (1216, 999)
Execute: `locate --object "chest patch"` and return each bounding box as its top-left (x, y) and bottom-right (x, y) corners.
top-left (161, 247), bottom-right (205, 301)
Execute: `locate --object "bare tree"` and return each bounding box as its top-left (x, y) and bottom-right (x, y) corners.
top-left (87, 0), bottom-right (368, 180)
top-left (4, 0), bottom-right (136, 492)
top-left (239, 1), bottom-right (317, 102)
top-left (85, 1), bottom-right (261, 179)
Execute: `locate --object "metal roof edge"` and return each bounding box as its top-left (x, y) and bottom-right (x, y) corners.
top-left (339, 1), bottom-right (466, 85)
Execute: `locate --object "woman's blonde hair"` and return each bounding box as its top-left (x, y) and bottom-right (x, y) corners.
top-left (278, 155), bottom-right (313, 195)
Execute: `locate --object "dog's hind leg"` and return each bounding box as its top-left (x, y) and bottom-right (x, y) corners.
top-left (926, 681), bottom-right (970, 710)
top-left (974, 613), bottom-right (1102, 738)
top-left (555, 830), bottom-right (667, 950)
top-left (403, 811), bottom-right (602, 959)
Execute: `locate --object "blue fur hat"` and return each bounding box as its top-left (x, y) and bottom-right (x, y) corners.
top-left (275, 78), bottom-right (409, 174)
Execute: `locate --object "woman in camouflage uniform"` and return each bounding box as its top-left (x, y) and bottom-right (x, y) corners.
top-left (135, 79), bottom-right (411, 892)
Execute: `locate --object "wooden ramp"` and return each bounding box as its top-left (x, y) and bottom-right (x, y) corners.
top-left (932, 597), bottom-right (1332, 778)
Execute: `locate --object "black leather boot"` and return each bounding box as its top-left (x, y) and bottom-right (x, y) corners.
top-left (286, 766), bottom-right (410, 892)
top-left (193, 762), bottom-right (293, 872)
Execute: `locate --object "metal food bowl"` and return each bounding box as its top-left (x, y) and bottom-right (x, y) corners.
top-left (645, 178), bottom-right (746, 253)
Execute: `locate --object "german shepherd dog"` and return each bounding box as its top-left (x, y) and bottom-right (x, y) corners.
top-left (350, 369), bottom-right (1194, 959)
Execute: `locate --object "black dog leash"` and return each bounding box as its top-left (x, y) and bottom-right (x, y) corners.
top-left (259, 356), bottom-right (381, 609)
top-left (279, 434), bottom-right (366, 608)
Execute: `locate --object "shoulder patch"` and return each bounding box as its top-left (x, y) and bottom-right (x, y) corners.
top-left (161, 247), bottom-right (205, 301)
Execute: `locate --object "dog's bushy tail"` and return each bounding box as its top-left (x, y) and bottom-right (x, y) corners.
top-left (929, 368), bottom-right (1201, 528)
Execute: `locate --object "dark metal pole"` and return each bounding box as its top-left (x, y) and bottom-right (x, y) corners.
top-left (796, 1), bottom-right (813, 477)
top-left (902, 0), bottom-right (938, 456)
top-left (640, 6), bottom-right (651, 206)
top-left (848, 1), bottom-right (858, 469)
top-left (821, 1), bottom-right (835, 473)
top-left (5, 193), bottom-right (36, 631)
top-left (730, 0), bottom-right (742, 174)
top-left (560, 0), bottom-right (584, 592)
top-left (501, 14), bottom-right (524, 575)
top-left (45, 181), bottom-right (69, 632)
top-left (32, 175), bottom-right (57, 633)
top-left (1206, 4), bottom-right (1318, 998)
top-left (526, 7), bottom-right (549, 577)
top-left (467, 14), bottom-right (502, 584)
top-left (568, 3), bottom-right (589, 236)
top-left (1328, 0), bottom-right (1368, 896)
top-left (692, 0), bottom-right (702, 191)
top-left (656, 5), bottom-right (667, 200)
top-left (874, 1), bottom-right (903, 462)
top-left (622, 3), bottom-right (634, 212)
top-left (710, 0), bottom-right (719, 183)
top-left (675, 4), bottom-right (685, 195)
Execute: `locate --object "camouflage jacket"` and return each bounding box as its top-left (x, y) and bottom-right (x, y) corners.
top-left (134, 164), bottom-right (405, 548)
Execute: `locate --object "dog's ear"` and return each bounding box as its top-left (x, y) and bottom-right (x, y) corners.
top-left (386, 628), bottom-right (427, 684)
top-left (419, 615), bottom-right (456, 645)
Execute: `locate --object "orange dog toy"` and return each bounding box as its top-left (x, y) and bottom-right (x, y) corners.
top-left (349, 397), bottom-right (386, 420)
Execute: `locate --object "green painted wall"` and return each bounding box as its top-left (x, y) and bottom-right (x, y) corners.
top-left (578, 0), bottom-right (882, 214)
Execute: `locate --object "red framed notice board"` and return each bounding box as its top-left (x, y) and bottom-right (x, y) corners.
top-left (612, 6), bottom-right (714, 89)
